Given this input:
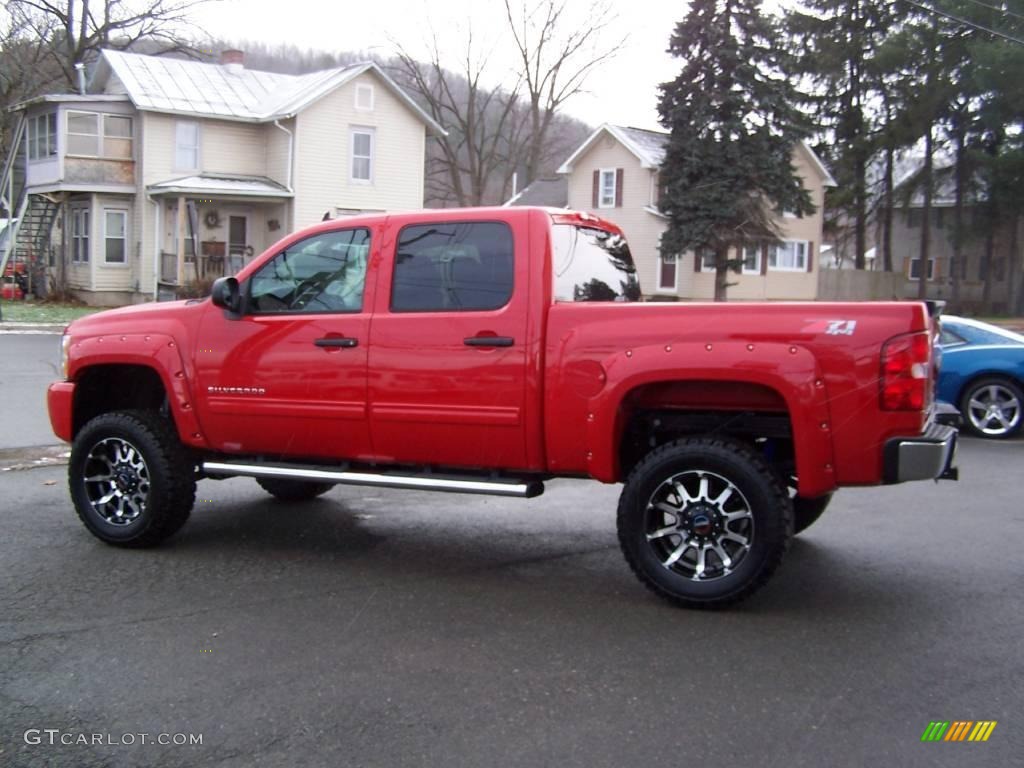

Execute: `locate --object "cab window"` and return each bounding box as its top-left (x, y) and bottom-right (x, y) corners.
top-left (391, 221), bottom-right (513, 312)
top-left (248, 229), bottom-right (370, 314)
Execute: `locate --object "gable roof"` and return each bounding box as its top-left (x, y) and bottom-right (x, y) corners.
top-left (90, 50), bottom-right (445, 133)
top-left (558, 123), bottom-right (837, 187)
top-left (503, 177), bottom-right (568, 207)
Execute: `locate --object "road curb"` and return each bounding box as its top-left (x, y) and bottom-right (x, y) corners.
top-left (0, 445), bottom-right (70, 472)
top-left (0, 322), bottom-right (65, 334)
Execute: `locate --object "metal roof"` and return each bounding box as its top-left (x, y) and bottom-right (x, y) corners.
top-left (504, 177), bottom-right (568, 207)
top-left (147, 174), bottom-right (293, 198)
top-left (91, 50), bottom-right (445, 133)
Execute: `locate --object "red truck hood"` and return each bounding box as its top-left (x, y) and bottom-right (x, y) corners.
top-left (66, 299), bottom-right (207, 336)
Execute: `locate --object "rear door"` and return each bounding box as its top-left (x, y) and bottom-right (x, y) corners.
top-left (367, 216), bottom-right (530, 469)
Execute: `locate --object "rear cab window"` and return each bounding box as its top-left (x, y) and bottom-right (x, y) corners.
top-left (551, 224), bottom-right (641, 302)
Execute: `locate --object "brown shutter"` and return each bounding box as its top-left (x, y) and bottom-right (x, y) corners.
top-left (760, 244), bottom-right (768, 275)
top-left (807, 241), bottom-right (814, 273)
top-left (592, 170), bottom-right (599, 208)
top-left (615, 168), bottom-right (623, 207)
top-left (694, 251), bottom-right (702, 272)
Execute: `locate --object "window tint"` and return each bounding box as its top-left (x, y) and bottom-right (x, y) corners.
top-left (248, 229), bottom-right (370, 314)
top-left (552, 224), bottom-right (641, 302)
top-left (391, 222), bottom-right (513, 312)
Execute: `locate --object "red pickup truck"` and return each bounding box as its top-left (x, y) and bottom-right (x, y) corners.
top-left (47, 207), bottom-right (958, 607)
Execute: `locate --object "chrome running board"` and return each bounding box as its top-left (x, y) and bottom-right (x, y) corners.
top-left (201, 461), bottom-right (544, 498)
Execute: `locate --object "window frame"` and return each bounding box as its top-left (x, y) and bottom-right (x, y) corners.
top-left (70, 207), bottom-right (90, 263)
top-left (350, 127), bottom-right (375, 183)
top-left (245, 228), bottom-right (372, 316)
top-left (598, 168), bottom-right (616, 208)
top-left (27, 112), bottom-right (58, 162)
top-left (102, 209), bottom-right (129, 266)
top-left (741, 244), bottom-right (762, 275)
top-left (65, 110), bottom-right (133, 160)
top-left (699, 248), bottom-right (718, 273)
top-left (909, 257), bottom-right (935, 280)
top-left (355, 83), bottom-right (374, 111)
top-left (390, 219), bottom-right (515, 313)
top-left (174, 120), bottom-right (201, 171)
top-left (768, 240), bottom-right (808, 272)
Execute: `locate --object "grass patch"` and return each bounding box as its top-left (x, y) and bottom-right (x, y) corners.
top-left (0, 300), bottom-right (105, 324)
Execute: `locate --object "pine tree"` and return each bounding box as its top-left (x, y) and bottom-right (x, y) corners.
top-left (658, 0), bottom-right (814, 301)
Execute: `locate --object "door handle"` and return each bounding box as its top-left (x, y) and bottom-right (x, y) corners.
top-left (314, 337), bottom-right (358, 348)
top-left (464, 336), bottom-right (514, 348)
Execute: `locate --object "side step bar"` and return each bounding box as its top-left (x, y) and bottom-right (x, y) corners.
top-left (201, 461), bottom-right (545, 498)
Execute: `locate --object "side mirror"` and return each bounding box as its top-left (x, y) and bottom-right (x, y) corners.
top-left (210, 276), bottom-right (241, 314)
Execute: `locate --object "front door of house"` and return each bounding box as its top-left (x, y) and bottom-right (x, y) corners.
top-left (228, 215), bottom-right (248, 272)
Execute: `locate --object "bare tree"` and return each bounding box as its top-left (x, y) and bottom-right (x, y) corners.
top-left (503, 0), bottom-right (625, 186)
top-left (392, 29), bottom-right (530, 207)
top-left (1, 3), bottom-right (62, 157)
top-left (9, 0), bottom-right (216, 90)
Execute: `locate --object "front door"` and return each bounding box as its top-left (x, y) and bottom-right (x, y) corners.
top-left (194, 225), bottom-right (375, 460)
top-left (228, 215), bottom-right (248, 273)
top-left (367, 218), bottom-right (530, 469)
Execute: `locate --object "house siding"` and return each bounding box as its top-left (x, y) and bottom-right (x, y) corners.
top-left (293, 72), bottom-right (426, 228)
top-left (566, 129), bottom-right (826, 301)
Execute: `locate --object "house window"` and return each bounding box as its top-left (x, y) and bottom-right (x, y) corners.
top-left (27, 113), bottom-right (57, 161)
top-left (909, 257), bottom-right (934, 280)
top-left (66, 111), bottom-right (133, 159)
top-left (741, 245), bottom-right (762, 274)
top-left (355, 84), bottom-right (374, 111)
top-left (699, 248), bottom-right (717, 272)
top-left (658, 253), bottom-right (678, 291)
top-left (174, 121), bottom-right (200, 170)
top-left (71, 208), bottom-right (90, 263)
top-left (104, 210), bottom-right (128, 264)
top-left (768, 240), bottom-right (808, 271)
top-left (599, 169), bottom-right (616, 208)
top-left (351, 127), bottom-right (374, 182)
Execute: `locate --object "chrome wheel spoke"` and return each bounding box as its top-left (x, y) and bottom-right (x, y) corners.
top-left (647, 525), bottom-right (678, 541)
top-left (664, 541), bottom-right (692, 567)
top-left (722, 508), bottom-right (752, 524)
top-left (653, 501), bottom-right (681, 518)
top-left (711, 543), bottom-right (733, 570)
top-left (722, 530), bottom-right (751, 548)
top-left (712, 486), bottom-right (734, 507)
top-left (693, 545), bottom-right (707, 579)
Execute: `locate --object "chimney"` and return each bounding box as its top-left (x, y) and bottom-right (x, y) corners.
top-left (220, 49), bottom-right (244, 74)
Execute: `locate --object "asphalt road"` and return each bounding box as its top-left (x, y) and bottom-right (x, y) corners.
top-left (0, 333), bottom-right (62, 450)
top-left (1, 437), bottom-right (1021, 767)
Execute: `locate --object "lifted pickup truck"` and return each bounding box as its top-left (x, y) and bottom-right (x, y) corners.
top-left (48, 207), bottom-right (958, 607)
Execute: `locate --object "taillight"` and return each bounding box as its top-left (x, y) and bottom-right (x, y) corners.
top-left (881, 332), bottom-right (931, 411)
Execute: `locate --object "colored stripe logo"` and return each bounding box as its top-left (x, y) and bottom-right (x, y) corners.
top-left (921, 721), bottom-right (997, 742)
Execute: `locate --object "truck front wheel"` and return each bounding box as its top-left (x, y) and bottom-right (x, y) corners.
top-left (617, 437), bottom-right (793, 608)
top-left (69, 410), bottom-right (196, 547)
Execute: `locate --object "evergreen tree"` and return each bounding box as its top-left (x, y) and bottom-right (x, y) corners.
top-left (658, 0), bottom-right (814, 301)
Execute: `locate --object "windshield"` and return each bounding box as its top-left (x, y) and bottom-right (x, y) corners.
top-left (551, 224), bottom-right (641, 302)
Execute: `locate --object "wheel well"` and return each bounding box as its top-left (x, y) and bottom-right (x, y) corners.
top-left (617, 381), bottom-right (794, 481)
top-left (73, 365), bottom-right (169, 437)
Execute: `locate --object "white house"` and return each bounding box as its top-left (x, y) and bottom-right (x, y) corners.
top-left (2, 49), bottom-right (444, 305)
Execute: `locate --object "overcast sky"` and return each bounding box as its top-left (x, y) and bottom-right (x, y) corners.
top-left (190, 0), bottom-right (688, 132)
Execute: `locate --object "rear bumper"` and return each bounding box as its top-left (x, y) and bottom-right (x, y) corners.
top-left (47, 381), bottom-right (75, 443)
top-left (883, 421), bottom-right (959, 484)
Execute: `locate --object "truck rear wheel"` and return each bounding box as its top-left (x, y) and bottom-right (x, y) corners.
top-left (256, 478), bottom-right (334, 501)
top-left (69, 410), bottom-right (195, 547)
top-left (617, 437), bottom-right (793, 608)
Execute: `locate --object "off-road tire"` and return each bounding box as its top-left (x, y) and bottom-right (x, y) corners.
top-left (69, 410), bottom-right (195, 547)
top-left (256, 477), bottom-right (335, 501)
top-left (793, 493), bottom-right (832, 535)
top-left (617, 437), bottom-right (793, 609)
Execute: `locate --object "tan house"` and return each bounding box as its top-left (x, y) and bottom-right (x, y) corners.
top-left (1, 49), bottom-right (444, 305)
top-left (557, 124), bottom-right (836, 300)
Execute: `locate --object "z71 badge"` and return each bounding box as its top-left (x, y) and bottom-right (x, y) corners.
top-left (825, 320), bottom-right (857, 336)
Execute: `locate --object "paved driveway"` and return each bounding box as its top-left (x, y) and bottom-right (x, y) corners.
top-left (1, 437), bottom-right (1021, 767)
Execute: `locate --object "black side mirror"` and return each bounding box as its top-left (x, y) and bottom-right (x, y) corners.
top-left (210, 276), bottom-right (241, 315)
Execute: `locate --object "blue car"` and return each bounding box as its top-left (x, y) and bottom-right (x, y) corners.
top-left (937, 316), bottom-right (1024, 439)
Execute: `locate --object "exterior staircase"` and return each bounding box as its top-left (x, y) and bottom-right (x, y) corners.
top-left (1, 114), bottom-right (60, 308)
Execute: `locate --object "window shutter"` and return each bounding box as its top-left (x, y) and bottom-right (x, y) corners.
top-left (694, 251), bottom-right (702, 272)
top-left (760, 244), bottom-right (768, 275)
top-left (615, 168), bottom-right (623, 207)
top-left (592, 170), bottom-right (599, 208)
top-left (807, 241), bottom-right (814, 273)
